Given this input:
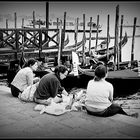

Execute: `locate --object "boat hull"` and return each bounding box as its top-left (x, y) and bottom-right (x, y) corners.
top-left (33, 69), bottom-right (140, 98)
top-left (62, 69), bottom-right (140, 98)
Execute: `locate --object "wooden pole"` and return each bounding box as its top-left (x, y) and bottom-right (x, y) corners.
top-left (15, 29), bottom-right (19, 60)
top-left (6, 19), bottom-right (8, 34)
top-left (114, 5), bottom-right (119, 70)
top-left (58, 12), bottom-right (66, 65)
top-left (14, 12), bottom-right (17, 28)
top-left (39, 29), bottom-right (42, 58)
top-left (14, 12), bottom-right (18, 60)
top-left (21, 18), bottom-right (24, 28)
top-left (45, 1), bottom-right (49, 47)
top-left (61, 12), bottom-right (66, 50)
top-left (33, 11), bottom-right (35, 28)
top-left (131, 17), bottom-right (137, 62)
top-left (74, 18), bottom-right (79, 51)
top-left (119, 15), bottom-right (124, 62)
top-left (82, 14), bottom-right (86, 66)
top-left (89, 17), bottom-right (92, 56)
top-left (58, 20), bottom-right (63, 66)
top-left (56, 18), bottom-right (59, 43)
top-left (22, 18), bottom-right (24, 44)
top-left (6, 19), bottom-right (8, 29)
top-left (95, 15), bottom-right (99, 51)
top-left (33, 11), bottom-right (36, 48)
top-left (38, 19), bottom-right (41, 28)
top-left (106, 14), bottom-right (110, 62)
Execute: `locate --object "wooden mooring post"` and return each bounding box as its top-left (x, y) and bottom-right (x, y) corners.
top-left (6, 19), bottom-right (8, 29)
top-left (89, 17), bottom-right (92, 56)
top-left (56, 18), bottom-right (59, 43)
top-left (57, 20), bottom-right (63, 66)
top-left (45, 1), bottom-right (49, 47)
top-left (57, 11), bottom-right (66, 65)
top-left (131, 17), bottom-right (137, 63)
top-left (119, 15), bottom-right (124, 63)
top-left (82, 14), bottom-right (86, 66)
top-left (106, 14), bottom-right (110, 62)
top-left (95, 15), bottom-right (99, 51)
top-left (114, 5), bottom-right (119, 70)
top-left (14, 12), bottom-right (17, 29)
top-left (74, 18), bottom-right (79, 51)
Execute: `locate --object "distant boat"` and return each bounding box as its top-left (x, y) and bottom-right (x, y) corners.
top-left (27, 19), bottom-right (102, 33)
top-left (27, 19), bottom-right (45, 26)
top-left (36, 34), bottom-right (87, 53)
top-left (96, 32), bottom-right (128, 54)
top-left (64, 35), bottom-right (86, 51)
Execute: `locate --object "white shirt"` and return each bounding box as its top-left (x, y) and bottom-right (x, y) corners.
top-left (11, 67), bottom-right (34, 92)
top-left (85, 78), bottom-right (113, 111)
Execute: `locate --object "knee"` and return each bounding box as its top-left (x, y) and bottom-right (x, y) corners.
top-left (112, 103), bottom-right (121, 107)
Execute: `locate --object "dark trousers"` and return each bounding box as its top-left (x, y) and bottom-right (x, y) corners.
top-left (10, 84), bottom-right (21, 97)
top-left (86, 103), bottom-right (127, 117)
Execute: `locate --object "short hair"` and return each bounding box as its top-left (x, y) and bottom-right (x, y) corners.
top-left (23, 58), bottom-right (37, 68)
top-left (54, 65), bottom-right (68, 75)
top-left (94, 65), bottom-right (107, 80)
top-left (36, 57), bottom-right (45, 63)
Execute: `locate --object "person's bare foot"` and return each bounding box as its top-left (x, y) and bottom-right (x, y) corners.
top-left (129, 112), bottom-right (139, 118)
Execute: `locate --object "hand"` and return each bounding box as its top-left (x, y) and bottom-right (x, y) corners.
top-left (62, 89), bottom-right (69, 96)
top-left (53, 96), bottom-right (63, 103)
top-left (33, 77), bottom-right (40, 83)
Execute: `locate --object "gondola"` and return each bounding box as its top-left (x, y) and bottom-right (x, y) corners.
top-left (61, 66), bottom-right (140, 98)
top-left (89, 32), bottom-right (128, 62)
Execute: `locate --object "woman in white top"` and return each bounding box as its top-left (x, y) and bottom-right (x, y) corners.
top-left (85, 64), bottom-right (138, 117)
top-left (11, 58), bottom-right (39, 97)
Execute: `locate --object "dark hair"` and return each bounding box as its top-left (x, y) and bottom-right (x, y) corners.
top-left (9, 60), bottom-right (20, 70)
top-left (23, 58), bottom-right (37, 68)
top-left (94, 65), bottom-right (107, 81)
top-left (54, 65), bottom-right (68, 76)
top-left (36, 57), bottom-right (45, 63)
top-left (97, 61), bottom-right (105, 66)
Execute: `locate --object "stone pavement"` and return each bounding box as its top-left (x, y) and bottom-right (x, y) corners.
top-left (0, 85), bottom-right (140, 139)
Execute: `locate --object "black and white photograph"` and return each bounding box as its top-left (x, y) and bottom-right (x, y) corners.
top-left (0, 1), bottom-right (140, 139)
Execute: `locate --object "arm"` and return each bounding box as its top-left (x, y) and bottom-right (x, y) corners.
top-left (33, 77), bottom-right (40, 84)
top-left (26, 71), bottom-right (34, 86)
top-left (108, 84), bottom-right (114, 102)
top-left (62, 89), bottom-right (69, 96)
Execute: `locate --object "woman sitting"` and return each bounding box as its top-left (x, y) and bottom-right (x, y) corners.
top-left (85, 64), bottom-right (138, 118)
top-left (10, 58), bottom-right (39, 97)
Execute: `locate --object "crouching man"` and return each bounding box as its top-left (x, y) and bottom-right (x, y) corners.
top-left (33, 65), bottom-right (69, 105)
